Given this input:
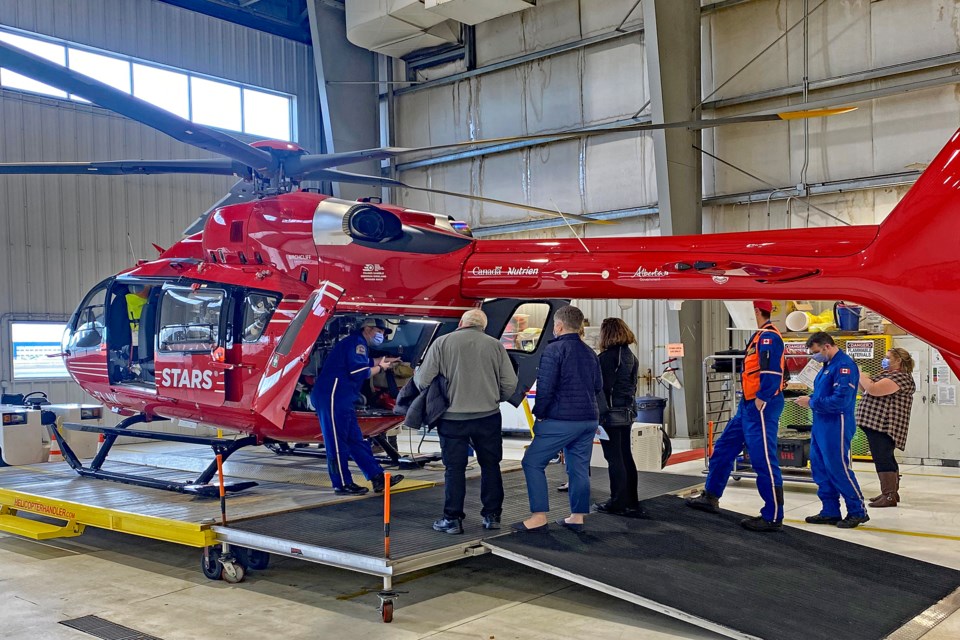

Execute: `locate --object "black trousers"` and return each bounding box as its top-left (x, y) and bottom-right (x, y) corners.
top-left (599, 425), bottom-right (639, 510)
top-left (863, 427), bottom-right (899, 473)
top-left (437, 413), bottom-right (504, 520)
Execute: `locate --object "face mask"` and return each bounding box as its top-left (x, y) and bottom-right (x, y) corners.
top-left (881, 357), bottom-right (891, 370)
top-left (811, 352), bottom-right (828, 364)
top-left (372, 332), bottom-right (385, 346)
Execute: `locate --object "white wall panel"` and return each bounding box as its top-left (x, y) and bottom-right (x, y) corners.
top-left (0, 0), bottom-right (322, 409)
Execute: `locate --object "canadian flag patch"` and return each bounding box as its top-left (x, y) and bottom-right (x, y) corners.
top-left (841, 368), bottom-right (850, 374)
top-left (762, 338), bottom-right (772, 345)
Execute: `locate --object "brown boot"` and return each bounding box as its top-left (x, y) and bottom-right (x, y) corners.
top-left (869, 471), bottom-right (899, 508)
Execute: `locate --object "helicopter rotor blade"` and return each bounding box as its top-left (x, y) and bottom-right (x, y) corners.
top-left (311, 168), bottom-right (611, 225)
top-left (296, 107), bottom-right (857, 170)
top-left (0, 159), bottom-right (245, 176)
top-left (0, 40), bottom-right (274, 173)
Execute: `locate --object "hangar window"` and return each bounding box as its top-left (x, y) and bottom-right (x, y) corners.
top-left (0, 26), bottom-right (297, 141)
top-left (10, 322), bottom-right (70, 380)
top-left (0, 31), bottom-right (67, 98)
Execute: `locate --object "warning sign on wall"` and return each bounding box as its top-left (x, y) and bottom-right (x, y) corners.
top-left (845, 340), bottom-right (875, 360)
top-left (666, 343), bottom-right (685, 358)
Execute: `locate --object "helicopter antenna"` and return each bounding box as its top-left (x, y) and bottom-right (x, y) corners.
top-left (552, 201), bottom-right (591, 254)
top-left (127, 234), bottom-right (138, 263)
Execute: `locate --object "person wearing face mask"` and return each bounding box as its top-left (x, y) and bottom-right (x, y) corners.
top-left (856, 348), bottom-right (916, 508)
top-left (794, 332), bottom-right (868, 528)
top-left (312, 318), bottom-right (404, 495)
top-left (687, 301), bottom-right (787, 532)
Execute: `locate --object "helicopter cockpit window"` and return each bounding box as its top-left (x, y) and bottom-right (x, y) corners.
top-left (67, 281), bottom-right (108, 351)
top-left (157, 287), bottom-right (225, 353)
top-left (242, 293), bottom-right (279, 342)
top-left (498, 303), bottom-right (550, 353)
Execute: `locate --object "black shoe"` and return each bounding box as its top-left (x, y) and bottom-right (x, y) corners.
top-left (432, 517), bottom-right (463, 535)
top-left (837, 513), bottom-right (870, 529)
top-left (740, 516), bottom-right (782, 532)
top-left (685, 490), bottom-right (720, 514)
top-left (510, 521), bottom-right (549, 533)
top-left (805, 513), bottom-right (842, 525)
top-left (593, 501), bottom-right (614, 514)
top-left (556, 518), bottom-right (584, 532)
top-left (617, 505), bottom-right (648, 519)
top-left (371, 473), bottom-right (404, 493)
top-left (334, 482), bottom-right (369, 495)
top-left (482, 515), bottom-right (501, 530)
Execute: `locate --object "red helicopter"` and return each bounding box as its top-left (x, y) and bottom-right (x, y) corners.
top-left (3, 41), bottom-right (959, 496)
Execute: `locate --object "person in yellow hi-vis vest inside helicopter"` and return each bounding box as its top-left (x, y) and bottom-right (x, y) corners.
top-left (125, 285), bottom-right (151, 348)
top-left (687, 301), bottom-right (787, 532)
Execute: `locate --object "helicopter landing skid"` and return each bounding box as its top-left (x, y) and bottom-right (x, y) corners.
top-left (264, 434), bottom-right (441, 470)
top-left (52, 415), bottom-right (260, 496)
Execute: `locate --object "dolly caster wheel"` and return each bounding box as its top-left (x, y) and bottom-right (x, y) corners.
top-left (732, 476), bottom-right (742, 482)
top-left (200, 547), bottom-right (222, 581)
top-left (220, 559), bottom-right (245, 584)
top-left (380, 600), bottom-right (394, 623)
top-left (378, 590), bottom-right (399, 623)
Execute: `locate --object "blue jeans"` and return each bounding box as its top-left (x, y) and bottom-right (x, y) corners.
top-left (522, 419), bottom-right (596, 514)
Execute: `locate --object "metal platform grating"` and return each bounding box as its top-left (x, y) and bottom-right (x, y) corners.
top-left (59, 615), bottom-right (162, 640)
top-left (227, 467), bottom-right (702, 561)
top-left (486, 495), bottom-right (960, 640)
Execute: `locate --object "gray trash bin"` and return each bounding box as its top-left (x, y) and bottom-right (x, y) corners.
top-left (635, 396), bottom-right (667, 424)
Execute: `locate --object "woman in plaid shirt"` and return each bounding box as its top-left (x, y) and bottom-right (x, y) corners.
top-left (857, 348), bottom-right (917, 508)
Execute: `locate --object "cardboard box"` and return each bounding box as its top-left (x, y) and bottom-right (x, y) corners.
top-left (884, 322), bottom-right (908, 336)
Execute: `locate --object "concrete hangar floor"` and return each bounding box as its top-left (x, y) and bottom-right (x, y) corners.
top-left (1, 436), bottom-right (959, 640)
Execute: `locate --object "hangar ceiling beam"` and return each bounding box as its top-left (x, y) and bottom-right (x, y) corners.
top-left (306, 0), bottom-right (380, 198)
top-left (643, 0), bottom-right (703, 441)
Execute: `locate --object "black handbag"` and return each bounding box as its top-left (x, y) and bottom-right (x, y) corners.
top-left (601, 347), bottom-right (638, 428)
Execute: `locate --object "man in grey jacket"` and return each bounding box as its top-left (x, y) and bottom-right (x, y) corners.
top-left (415, 309), bottom-right (518, 534)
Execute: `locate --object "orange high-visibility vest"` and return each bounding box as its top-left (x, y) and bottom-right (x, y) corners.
top-left (742, 323), bottom-right (785, 401)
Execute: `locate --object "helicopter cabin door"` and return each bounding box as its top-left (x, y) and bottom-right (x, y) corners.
top-left (154, 284), bottom-right (231, 406)
top-left (481, 299), bottom-right (569, 406)
top-left (253, 282), bottom-right (344, 429)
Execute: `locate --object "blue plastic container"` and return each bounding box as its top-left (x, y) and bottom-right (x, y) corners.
top-left (635, 396), bottom-right (667, 424)
top-left (834, 302), bottom-right (861, 331)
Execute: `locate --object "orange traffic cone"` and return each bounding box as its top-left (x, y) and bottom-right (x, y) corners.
top-left (49, 434), bottom-right (63, 462)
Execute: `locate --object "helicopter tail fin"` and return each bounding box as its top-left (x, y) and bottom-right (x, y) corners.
top-left (854, 129), bottom-right (960, 366)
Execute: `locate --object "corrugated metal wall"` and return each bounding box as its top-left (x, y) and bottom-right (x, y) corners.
top-left (0, 0), bottom-right (322, 409)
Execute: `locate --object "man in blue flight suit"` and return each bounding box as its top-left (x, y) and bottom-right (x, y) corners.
top-left (312, 318), bottom-right (404, 495)
top-left (687, 301), bottom-right (787, 532)
top-left (795, 332), bottom-right (869, 528)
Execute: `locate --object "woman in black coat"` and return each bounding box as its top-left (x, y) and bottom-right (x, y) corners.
top-left (595, 317), bottom-right (643, 517)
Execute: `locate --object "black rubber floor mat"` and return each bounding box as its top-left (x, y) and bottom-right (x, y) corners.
top-left (485, 495), bottom-right (960, 640)
top-left (59, 615), bottom-right (161, 640)
top-left (229, 468), bottom-right (701, 559)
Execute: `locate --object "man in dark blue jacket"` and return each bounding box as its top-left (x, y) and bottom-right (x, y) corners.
top-left (312, 318), bottom-right (404, 495)
top-left (795, 332), bottom-right (869, 528)
top-left (514, 305), bottom-right (602, 533)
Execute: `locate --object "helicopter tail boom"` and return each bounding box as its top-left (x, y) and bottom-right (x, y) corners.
top-left (461, 128), bottom-right (960, 372)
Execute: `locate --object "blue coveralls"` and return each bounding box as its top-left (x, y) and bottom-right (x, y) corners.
top-left (705, 322), bottom-right (786, 522)
top-left (311, 331), bottom-right (384, 490)
top-left (809, 350), bottom-right (867, 518)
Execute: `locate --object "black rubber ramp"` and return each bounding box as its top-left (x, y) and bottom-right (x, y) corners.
top-left (229, 468), bottom-right (701, 560)
top-left (485, 496), bottom-right (960, 640)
